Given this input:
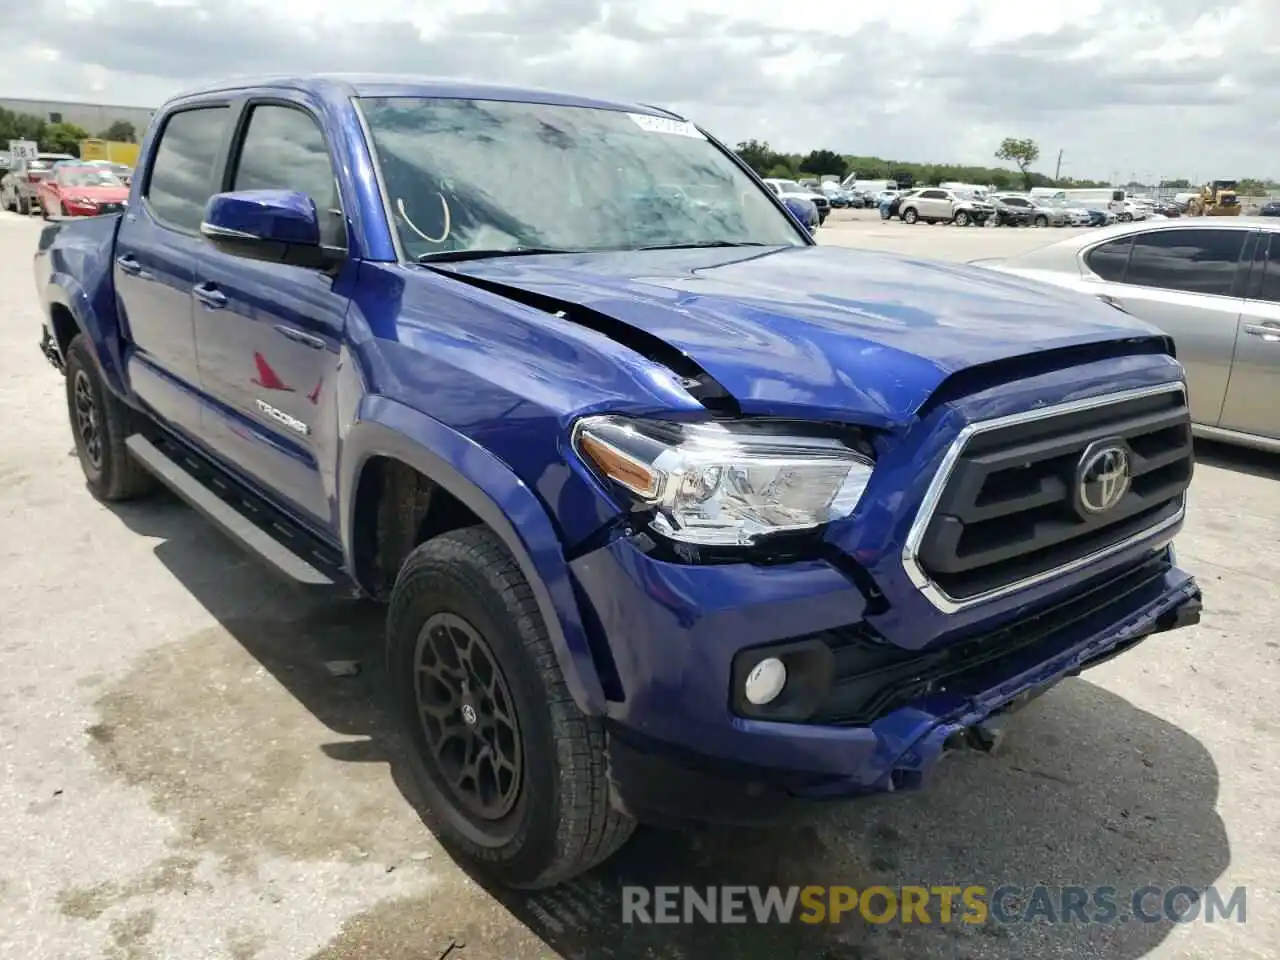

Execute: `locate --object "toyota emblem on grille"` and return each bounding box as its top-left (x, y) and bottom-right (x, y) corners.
top-left (1076, 441), bottom-right (1132, 515)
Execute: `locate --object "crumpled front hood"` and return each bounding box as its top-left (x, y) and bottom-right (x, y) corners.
top-left (437, 244), bottom-right (1165, 425)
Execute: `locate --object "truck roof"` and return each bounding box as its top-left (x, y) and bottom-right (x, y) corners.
top-left (163, 73), bottom-right (685, 120)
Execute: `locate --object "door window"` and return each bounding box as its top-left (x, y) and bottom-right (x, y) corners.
top-left (1084, 236), bottom-right (1133, 282)
top-left (231, 104), bottom-right (346, 248)
top-left (918, 190), bottom-right (945, 200)
top-left (146, 106), bottom-right (232, 233)
top-left (1251, 233), bottom-right (1280, 304)
top-left (1125, 228), bottom-right (1246, 297)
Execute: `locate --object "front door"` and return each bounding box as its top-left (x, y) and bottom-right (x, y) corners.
top-left (193, 99), bottom-right (351, 531)
top-left (1220, 230), bottom-right (1280, 442)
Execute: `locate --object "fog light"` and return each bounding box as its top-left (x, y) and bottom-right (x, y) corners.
top-left (744, 657), bottom-right (787, 705)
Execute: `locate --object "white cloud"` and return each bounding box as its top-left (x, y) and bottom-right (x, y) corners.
top-left (1, 0), bottom-right (1275, 180)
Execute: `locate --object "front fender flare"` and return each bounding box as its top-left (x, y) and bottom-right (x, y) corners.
top-left (340, 395), bottom-right (608, 716)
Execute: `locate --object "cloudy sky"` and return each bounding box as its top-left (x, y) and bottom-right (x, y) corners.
top-left (1, 0), bottom-right (1275, 181)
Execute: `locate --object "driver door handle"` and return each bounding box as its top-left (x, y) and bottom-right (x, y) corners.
top-left (116, 255), bottom-right (142, 275)
top-left (193, 281), bottom-right (227, 309)
top-left (1243, 322), bottom-right (1280, 342)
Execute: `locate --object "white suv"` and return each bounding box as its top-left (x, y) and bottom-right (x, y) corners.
top-left (899, 188), bottom-right (995, 226)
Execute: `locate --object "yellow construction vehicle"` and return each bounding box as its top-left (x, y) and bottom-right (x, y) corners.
top-left (1185, 180), bottom-right (1241, 216)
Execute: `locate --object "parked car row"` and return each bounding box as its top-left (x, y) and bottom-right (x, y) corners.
top-left (1, 156), bottom-right (132, 217)
top-left (873, 187), bottom-right (1127, 229)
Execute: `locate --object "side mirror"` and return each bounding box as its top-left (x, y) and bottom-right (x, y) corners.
top-left (201, 189), bottom-right (341, 270)
top-left (781, 197), bottom-right (817, 235)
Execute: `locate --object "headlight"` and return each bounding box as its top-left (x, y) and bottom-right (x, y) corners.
top-left (70, 196), bottom-right (97, 206)
top-left (573, 415), bottom-right (874, 546)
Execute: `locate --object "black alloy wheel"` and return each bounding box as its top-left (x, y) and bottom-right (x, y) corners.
top-left (414, 611), bottom-right (523, 821)
top-left (72, 368), bottom-right (103, 469)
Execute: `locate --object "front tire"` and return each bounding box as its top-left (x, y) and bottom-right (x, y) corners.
top-left (954, 210), bottom-right (970, 227)
top-left (1034, 214), bottom-right (1048, 228)
top-left (63, 335), bottom-right (156, 502)
top-left (387, 527), bottom-right (635, 889)
top-left (902, 208), bottom-right (918, 224)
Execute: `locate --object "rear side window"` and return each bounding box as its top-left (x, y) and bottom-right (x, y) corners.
top-left (231, 104), bottom-right (346, 248)
top-left (1085, 236), bottom-right (1133, 282)
top-left (146, 106), bottom-right (231, 233)
top-left (1253, 233), bottom-right (1280, 304)
top-left (1125, 228), bottom-right (1246, 297)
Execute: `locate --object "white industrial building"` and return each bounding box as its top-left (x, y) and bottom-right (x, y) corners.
top-left (0, 96), bottom-right (157, 138)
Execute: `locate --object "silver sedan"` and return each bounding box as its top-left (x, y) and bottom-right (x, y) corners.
top-left (975, 216), bottom-right (1280, 453)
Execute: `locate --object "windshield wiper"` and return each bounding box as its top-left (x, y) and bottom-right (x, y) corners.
top-left (635, 240), bottom-right (779, 251)
top-left (416, 247), bottom-right (579, 264)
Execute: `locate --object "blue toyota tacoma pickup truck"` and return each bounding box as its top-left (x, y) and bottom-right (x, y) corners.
top-left (33, 75), bottom-right (1202, 889)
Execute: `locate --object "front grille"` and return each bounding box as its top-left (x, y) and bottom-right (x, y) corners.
top-left (813, 554), bottom-right (1174, 725)
top-left (907, 383), bottom-right (1193, 606)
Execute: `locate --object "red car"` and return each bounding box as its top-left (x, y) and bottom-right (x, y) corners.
top-left (36, 164), bottom-right (129, 218)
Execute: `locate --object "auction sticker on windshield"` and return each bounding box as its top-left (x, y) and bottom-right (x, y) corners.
top-left (628, 114), bottom-right (706, 139)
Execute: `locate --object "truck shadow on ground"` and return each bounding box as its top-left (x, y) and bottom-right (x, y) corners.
top-left (105, 494), bottom-right (1230, 960)
top-left (1192, 437), bottom-right (1280, 482)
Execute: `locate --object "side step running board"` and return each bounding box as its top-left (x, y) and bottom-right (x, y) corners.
top-left (125, 434), bottom-right (336, 586)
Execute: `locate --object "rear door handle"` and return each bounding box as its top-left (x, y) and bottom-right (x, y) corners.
top-left (1243, 323), bottom-right (1280, 342)
top-left (193, 282), bottom-right (227, 309)
top-left (116, 255), bottom-right (142, 275)
top-left (273, 325), bottom-right (326, 350)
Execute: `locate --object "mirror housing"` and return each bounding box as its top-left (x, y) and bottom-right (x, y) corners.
top-left (201, 189), bottom-right (342, 270)
top-left (781, 197), bottom-right (817, 235)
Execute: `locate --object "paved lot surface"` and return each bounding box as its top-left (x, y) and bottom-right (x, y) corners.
top-left (1, 206), bottom-right (1276, 960)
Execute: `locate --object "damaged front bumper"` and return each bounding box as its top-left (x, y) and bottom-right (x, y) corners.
top-left (574, 536), bottom-right (1202, 827)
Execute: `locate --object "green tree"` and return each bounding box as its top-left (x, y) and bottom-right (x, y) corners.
top-left (40, 122), bottom-right (89, 156)
top-left (734, 139), bottom-right (778, 176)
top-left (995, 137), bottom-right (1040, 191)
top-left (96, 120), bottom-right (137, 143)
top-left (0, 108), bottom-right (47, 145)
top-left (799, 149), bottom-right (847, 179)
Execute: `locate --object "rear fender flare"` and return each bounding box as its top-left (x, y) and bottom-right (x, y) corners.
top-left (45, 274), bottom-right (128, 396)
top-left (340, 396), bottom-right (608, 716)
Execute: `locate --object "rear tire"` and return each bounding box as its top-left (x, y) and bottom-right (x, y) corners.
top-left (387, 527), bottom-right (635, 889)
top-left (63, 335), bottom-right (157, 502)
top-left (18, 194), bottom-right (30, 216)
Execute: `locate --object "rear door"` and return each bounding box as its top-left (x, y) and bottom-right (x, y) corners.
top-left (1078, 226), bottom-right (1250, 428)
top-left (1219, 229), bottom-right (1280, 442)
top-left (193, 98), bottom-right (351, 530)
top-left (115, 103), bottom-right (233, 437)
